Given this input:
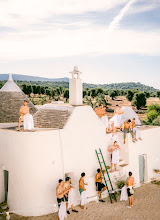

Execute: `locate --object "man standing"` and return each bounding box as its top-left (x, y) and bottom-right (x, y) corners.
top-left (63, 177), bottom-right (78, 214)
top-left (96, 169), bottom-right (107, 202)
top-left (18, 100), bottom-right (29, 130)
top-left (108, 141), bottom-right (120, 172)
top-left (123, 119), bottom-right (134, 144)
top-left (56, 179), bottom-right (67, 220)
top-left (79, 173), bottom-right (88, 209)
top-left (114, 105), bottom-right (123, 131)
top-left (127, 172), bottom-right (134, 208)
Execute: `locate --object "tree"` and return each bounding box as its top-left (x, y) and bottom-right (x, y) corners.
top-left (83, 90), bottom-right (87, 98)
top-left (56, 87), bottom-right (61, 96)
top-left (36, 85), bottom-right (41, 94)
top-left (51, 89), bottom-right (56, 98)
top-left (157, 91), bottom-right (160, 98)
top-left (87, 90), bottom-right (91, 96)
top-left (91, 89), bottom-right (97, 98)
top-left (46, 89), bottom-right (51, 96)
top-left (126, 90), bottom-right (134, 102)
top-left (22, 84), bottom-right (27, 94)
top-left (96, 88), bottom-right (104, 95)
top-left (32, 85), bottom-right (38, 94)
top-left (63, 89), bottom-right (69, 101)
top-left (96, 94), bottom-right (109, 108)
top-left (109, 90), bottom-right (118, 100)
top-left (145, 92), bottom-right (150, 98)
top-left (132, 92), bottom-right (146, 109)
top-left (40, 86), bottom-right (45, 94)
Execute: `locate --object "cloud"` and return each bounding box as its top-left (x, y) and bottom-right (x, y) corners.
top-left (108, 0), bottom-right (137, 31)
top-left (0, 26), bottom-right (160, 62)
top-left (0, 0), bottom-right (127, 29)
top-left (0, 0), bottom-right (160, 62)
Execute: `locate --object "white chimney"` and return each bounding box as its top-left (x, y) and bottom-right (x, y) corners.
top-left (69, 66), bottom-right (83, 106)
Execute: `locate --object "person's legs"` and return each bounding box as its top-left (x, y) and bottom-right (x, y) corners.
top-left (111, 163), bottom-right (113, 172)
top-left (66, 202), bottom-right (68, 211)
top-left (124, 130), bottom-right (127, 143)
top-left (134, 130), bottom-right (138, 141)
top-left (98, 191), bottom-right (101, 199)
top-left (102, 186), bottom-right (107, 192)
top-left (130, 130), bottom-right (135, 142)
top-left (71, 204), bottom-right (78, 212)
top-left (18, 118), bottom-right (22, 130)
top-left (131, 195), bottom-right (133, 206)
top-left (129, 196), bottom-right (132, 207)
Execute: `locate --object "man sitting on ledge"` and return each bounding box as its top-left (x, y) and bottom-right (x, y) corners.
top-left (18, 100), bottom-right (34, 131)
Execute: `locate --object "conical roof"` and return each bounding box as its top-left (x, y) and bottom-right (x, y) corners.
top-left (33, 104), bottom-right (73, 129)
top-left (0, 74), bottom-right (37, 123)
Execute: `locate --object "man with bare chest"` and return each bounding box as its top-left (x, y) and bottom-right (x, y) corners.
top-left (18, 100), bottom-right (29, 130)
top-left (114, 105), bottom-right (123, 131)
top-left (123, 119), bottom-right (134, 143)
top-left (63, 177), bottom-right (78, 214)
top-left (127, 172), bottom-right (134, 208)
top-left (79, 173), bottom-right (88, 209)
top-left (96, 169), bottom-right (106, 202)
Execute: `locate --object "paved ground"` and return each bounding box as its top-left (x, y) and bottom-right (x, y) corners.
top-left (0, 183), bottom-right (160, 220)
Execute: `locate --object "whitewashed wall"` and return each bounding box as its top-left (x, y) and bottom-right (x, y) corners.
top-left (128, 127), bottom-right (160, 187)
top-left (0, 129), bottom-right (63, 216)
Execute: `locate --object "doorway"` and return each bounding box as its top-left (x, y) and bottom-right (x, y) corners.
top-left (139, 155), bottom-right (145, 183)
top-left (4, 170), bottom-right (9, 201)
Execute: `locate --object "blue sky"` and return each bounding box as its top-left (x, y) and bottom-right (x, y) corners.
top-left (0, 0), bottom-right (160, 89)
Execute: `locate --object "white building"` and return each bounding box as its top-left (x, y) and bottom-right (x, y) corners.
top-left (0, 69), bottom-right (160, 216)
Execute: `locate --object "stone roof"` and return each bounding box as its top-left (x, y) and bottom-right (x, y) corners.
top-left (0, 74), bottom-right (37, 123)
top-left (33, 104), bottom-right (74, 129)
top-left (0, 73), bottom-right (22, 92)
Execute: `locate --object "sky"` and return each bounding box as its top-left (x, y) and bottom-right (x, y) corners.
top-left (0, 0), bottom-right (160, 89)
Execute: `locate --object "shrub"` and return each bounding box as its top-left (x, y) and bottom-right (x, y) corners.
top-left (132, 92), bottom-right (146, 109)
top-left (147, 103), bottom-right (160, 114)
top-left (153, 115), bottom-right (160, 126)
top-left (146, 110), bottom-right (159, 122)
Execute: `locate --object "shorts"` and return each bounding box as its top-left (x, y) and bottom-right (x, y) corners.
top-left (124, 129), bottom-right (133, 139)
top-left (64, 193), bottom-right (68, 202)
top-left (96, 182), bottom-right (105, 192)
top-left (127, 188), bottom-right (133, 197)
top-left (57, 197), bottom-right (64, 207)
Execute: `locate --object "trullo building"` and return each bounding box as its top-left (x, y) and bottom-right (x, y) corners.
top-left (0, 67), bottom-right (160, 217)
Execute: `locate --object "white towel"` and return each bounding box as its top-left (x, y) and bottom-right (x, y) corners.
top-left (101, 116), bottom-right (109, 128)
top-left (68, 188), bottom-right (74, 209)
top-left (58, 202), bottom-right (67, 220)
top-left (24, 113), bottom-right (34, 130)
top-left (110, 114), bottom-right (122, 128)
top-left (80, 190), bottom-right (87, 206)
top-left (111, 149), bottom-right (119, 165)
top-left (120, 185), bottom-right (128, 201)
top-left (133, 127), bottom-right (142, 139)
